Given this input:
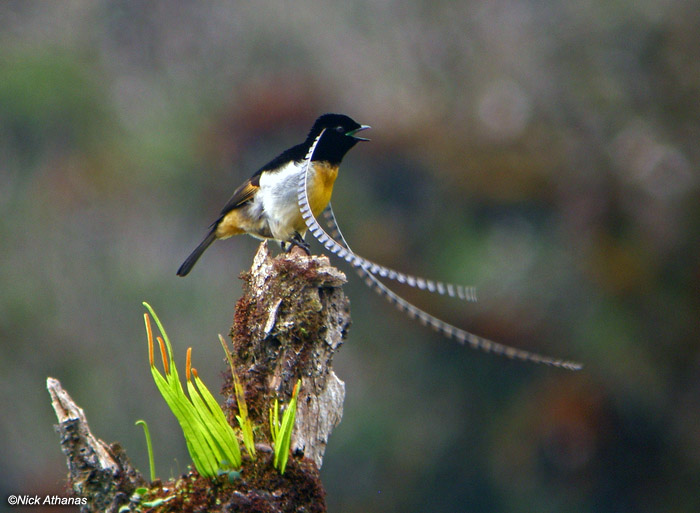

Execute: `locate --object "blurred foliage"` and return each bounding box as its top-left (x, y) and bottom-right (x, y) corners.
top-left (1, 1), bottom-right (699, 512)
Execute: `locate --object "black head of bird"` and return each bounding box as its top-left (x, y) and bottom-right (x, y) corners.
top-left (306, 113), bottom-right (370, 165)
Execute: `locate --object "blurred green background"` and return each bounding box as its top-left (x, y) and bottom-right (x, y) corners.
top-left (2, 1), bottom-right (699, 512)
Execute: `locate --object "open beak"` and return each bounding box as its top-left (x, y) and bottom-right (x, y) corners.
top-left (346, 125), bottom-right (371, 141)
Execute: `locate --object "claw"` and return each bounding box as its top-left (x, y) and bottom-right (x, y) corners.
top-left (287, 233), bottom-right (311, 255)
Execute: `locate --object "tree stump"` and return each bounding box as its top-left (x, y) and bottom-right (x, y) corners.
top-left (48, 242), bottom-right (351, 512)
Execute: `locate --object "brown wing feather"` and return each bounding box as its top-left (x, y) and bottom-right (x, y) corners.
top-left (217, 175), bottom-right (260, 216)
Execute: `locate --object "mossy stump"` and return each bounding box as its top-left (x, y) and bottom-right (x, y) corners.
top-left (48, 242), bottom-right (351, 512)
top-left (223, 241), bottom-right (350, 469)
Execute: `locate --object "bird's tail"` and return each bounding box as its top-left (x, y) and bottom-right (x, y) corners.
top-left (177, 230), bottom-right (217, 276)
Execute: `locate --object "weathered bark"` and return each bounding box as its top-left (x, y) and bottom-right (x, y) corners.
top-left (223, 241), bottom-right (350, 469)
top-left (48, 242), bottom-right (351, 512)
top-left (47, 377), bottom-right (146, 513)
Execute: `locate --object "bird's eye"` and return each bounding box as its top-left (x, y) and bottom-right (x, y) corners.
top-left (335, 125), bottom-right (345, 133)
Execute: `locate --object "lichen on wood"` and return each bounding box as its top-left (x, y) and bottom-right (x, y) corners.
top-left (223, 241), bottom-right (350, 470)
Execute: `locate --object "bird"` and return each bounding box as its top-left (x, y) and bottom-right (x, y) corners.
top-left (177, 113), bottom-right (369, 277)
